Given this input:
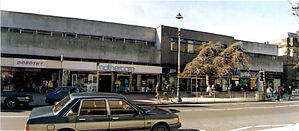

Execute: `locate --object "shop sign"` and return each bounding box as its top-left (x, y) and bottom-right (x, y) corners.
top-left (98, 64), bottom-right (135, 72)
top-left (14, 59), bottom-right (47, 68)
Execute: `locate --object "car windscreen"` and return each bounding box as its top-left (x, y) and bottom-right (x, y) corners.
top-left (53, 96), bottom-right (71, 113)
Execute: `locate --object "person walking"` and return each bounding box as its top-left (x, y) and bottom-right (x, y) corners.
top-left (155, 82), bottom-right (162, 104)
top-left (87, 81), bottom-right (93, 92)
top-left (266, 85), bottom-right (273, 100)
top-left (115, 80), bottom-right (121, 93)
top-left (287, 85), bottom-right (292, 100)
top-left (279, 85), bottom-right (285, 101)
top-left (73, 80), bottom-right (82, 88)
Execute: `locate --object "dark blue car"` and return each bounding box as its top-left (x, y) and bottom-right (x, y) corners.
top-left (45, 86), bottom-right (84, 104)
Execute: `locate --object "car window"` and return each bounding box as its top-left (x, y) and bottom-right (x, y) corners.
top-left (79, 100), bottom-right (107, 116)
top-left (108, 100), bottom-right (138, 115)
top-left (66, 100), bottom-right (81, 116)
top-left (53, 96), bottom-right (71, 113)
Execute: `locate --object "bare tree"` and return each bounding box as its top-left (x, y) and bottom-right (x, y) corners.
top-left (291, 1), bottom-right (299, 18)
top-left (182, 42), bottom-right (250, 88)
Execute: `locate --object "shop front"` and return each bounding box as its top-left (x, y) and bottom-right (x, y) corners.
top-left (98, 63), bottom-right (162, 93)
top-left (1, 58), bottom-right (61, 92)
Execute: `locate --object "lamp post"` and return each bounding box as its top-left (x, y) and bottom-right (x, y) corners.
top-left (176, 13), bottom-right (183, 102)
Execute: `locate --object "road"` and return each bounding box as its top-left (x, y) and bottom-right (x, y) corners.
top-left (1, 101), bottom-right (299, 131)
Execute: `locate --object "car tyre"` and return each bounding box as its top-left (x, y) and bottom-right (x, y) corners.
top-left (152, 124), bottom-right (169, 131)
top-left (4, 98), bottom-right (19, 109)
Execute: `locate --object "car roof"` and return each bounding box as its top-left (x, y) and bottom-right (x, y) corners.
top-left (70, 92), bottom-right (125, 99)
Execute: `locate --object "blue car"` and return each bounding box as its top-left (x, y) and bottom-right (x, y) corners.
top-left (45, 86), bottom-right (84, 104)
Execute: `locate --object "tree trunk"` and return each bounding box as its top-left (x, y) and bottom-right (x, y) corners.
top-left (206, 74), bottom-right (210, 87)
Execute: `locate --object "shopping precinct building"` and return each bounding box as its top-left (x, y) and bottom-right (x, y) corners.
top-left (1, 11), bottom-right (283, 93)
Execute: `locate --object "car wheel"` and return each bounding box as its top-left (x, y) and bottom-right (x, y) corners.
top-left (152, 124), bottom-right (169, 131)
top-left (5, 98), bottom-right (19, 109)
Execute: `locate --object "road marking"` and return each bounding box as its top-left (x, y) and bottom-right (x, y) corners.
top-left (254, 124), bottom-right (294, 128)
top-left (180, 104), bottom-right (299, 112)
top-left (230, 123), bottom-right (297, 131)
top-left (1, 115), bottom-right (28, 118)
top-left (230, 126), bottom-right (252, 131)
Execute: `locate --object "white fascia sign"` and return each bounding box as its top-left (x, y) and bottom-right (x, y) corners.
top-left (13, 58), bottom-right (47, 68)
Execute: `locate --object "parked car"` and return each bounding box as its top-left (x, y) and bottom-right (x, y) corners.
top-left (26, 92), bottom-right (181, 131)
top-left (45, 86), bottom-right (84, 104)
top-left (1, 91), bottom-right (33, 109)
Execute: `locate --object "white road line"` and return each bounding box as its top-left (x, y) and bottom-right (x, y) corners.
top-left (180, 104), bottom-right (299, 112)
top-left (254, 124), bottom-right (294, 128)
top-left (1, 115), bottom-right (28, 118)
top-left (230, 126), bottom-right (252, 131)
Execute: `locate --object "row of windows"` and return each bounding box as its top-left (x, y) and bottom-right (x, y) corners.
top-left (171, 37), bottom-right (209, 45)
top-left (1, 27), bottom-right (155, 46)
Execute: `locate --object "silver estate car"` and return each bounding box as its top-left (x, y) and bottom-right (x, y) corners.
top-left (26, 92), bottom-right (181, 131)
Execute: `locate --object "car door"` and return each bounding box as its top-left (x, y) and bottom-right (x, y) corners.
top-left (75, 99), bottom-right (109, 130)
top-left (108, 99), bottom-right (145, 130)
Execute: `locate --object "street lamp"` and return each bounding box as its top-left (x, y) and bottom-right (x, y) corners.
top-left (176, 12), bottom-right (183, 102)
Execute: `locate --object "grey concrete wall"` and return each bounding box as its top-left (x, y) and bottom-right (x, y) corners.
top-left (242, 41), bottom-right (278, 56)
top-left (1, 11), bottom-right (156, 42)
top-left (238, 55), bottom-right (283, 72)
top-left (1, 31), bottom-right (160, 64)
top-left (160, 25), bottom-right (236, 66)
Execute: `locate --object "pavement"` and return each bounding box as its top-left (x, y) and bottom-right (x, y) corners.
top-left (25, 92), bottom-right (299, 106)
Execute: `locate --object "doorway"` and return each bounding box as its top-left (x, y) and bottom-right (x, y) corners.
top-left (98, 75), bottom-right (112, 92)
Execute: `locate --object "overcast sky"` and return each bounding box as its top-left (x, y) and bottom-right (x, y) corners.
top-left (1, 0), bottom-right (298, 43)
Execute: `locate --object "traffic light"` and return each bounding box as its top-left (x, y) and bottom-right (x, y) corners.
top-left (259, 71), bottom-right (265, 81)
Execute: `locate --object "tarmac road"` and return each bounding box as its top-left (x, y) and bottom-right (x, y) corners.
top-left (1, 101), bottom-right (299, 131)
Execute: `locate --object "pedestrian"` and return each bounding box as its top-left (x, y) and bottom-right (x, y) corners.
top-left (73, 80), bottom-right (82, 88)
top-left (275, 88), bottom-right (280, 101)
top-left (266, 85), bottom-right (273, 99)
top-left (87, 81), bottom-right (93, 92)
top-left (206, 85), bottom-right (211, 96)
top-left (155, 82), bottom-right (162, 104)
top-left (47, 80), bottom-right (54, 92)
top-left (287, 85), bottom-right (292, 100)
top-left (279, 85), bottom-right (284, 101)
top-left (115, 80), bottom-right (121, 93)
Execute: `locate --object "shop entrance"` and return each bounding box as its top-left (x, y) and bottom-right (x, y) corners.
top-left (98, 75), bottom-right (112, 92)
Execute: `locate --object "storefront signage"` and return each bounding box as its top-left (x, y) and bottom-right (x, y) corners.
top-left (13, 59), bottom-right (47, 68)
top-left (98, 64), bottom-right (135, 72)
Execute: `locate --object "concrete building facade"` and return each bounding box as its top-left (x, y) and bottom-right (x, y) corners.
top-left (278, 32), bottom-right (299, 89)
top-left (1, 11), bottom-right (283, 93)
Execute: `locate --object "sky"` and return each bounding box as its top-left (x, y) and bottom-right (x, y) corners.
top-left (1, 0), bottom-right (298, 44)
